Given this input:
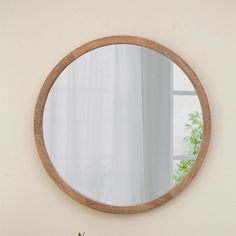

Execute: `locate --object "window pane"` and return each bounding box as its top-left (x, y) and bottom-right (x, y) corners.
top-left (173, 63), bottom-right (195, 91)
top-left (173, 95), bottom-right (202, 156)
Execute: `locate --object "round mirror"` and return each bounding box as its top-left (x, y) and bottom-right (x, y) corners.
top-left (34, 36), bottom-right (211, 213)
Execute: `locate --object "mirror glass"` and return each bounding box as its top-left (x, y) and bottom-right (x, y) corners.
top-left (43, 44), bottom-right (202, 206)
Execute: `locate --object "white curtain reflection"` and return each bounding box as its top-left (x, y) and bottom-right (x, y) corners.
top-left (43, 45), bottom-right (172, 205)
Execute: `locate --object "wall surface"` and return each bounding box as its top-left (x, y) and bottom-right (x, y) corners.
top-left (0, 0), bottom-right (235, 235)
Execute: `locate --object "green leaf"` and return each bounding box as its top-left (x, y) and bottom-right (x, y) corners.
top-left (173, 111), bottom-right (203, 185)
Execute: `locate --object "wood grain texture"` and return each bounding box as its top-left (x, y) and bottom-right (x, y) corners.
top-left (34, 35), bottom-right (211, 214)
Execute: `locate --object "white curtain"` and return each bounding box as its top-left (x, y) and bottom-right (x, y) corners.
top-left (43, 45), bottom-right (171, 205)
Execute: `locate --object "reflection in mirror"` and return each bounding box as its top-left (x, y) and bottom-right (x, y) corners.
top-left (43, 44), bottom-right (202, 206)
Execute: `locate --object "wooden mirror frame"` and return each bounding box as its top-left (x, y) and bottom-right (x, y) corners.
top-left (34, 35), bottom-right (211, 214)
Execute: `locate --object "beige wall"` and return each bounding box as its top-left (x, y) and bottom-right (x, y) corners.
top-left (0, 0), bottom-right (235, 235)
